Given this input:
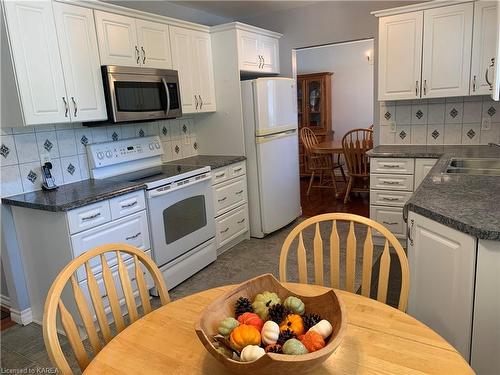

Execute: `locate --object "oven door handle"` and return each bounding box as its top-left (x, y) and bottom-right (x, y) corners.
top-left (147, 174), bottom-right (212, 198)
top-left (161, 78), bottom-right (171, 118)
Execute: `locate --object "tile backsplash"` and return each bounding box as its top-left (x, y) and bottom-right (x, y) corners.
top-left (379, 96), bottom-right (500, 145)
top-left (0, 118), bottom-right (198, 198)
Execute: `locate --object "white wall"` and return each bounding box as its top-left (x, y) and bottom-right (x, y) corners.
top-left (297, 40), bottom-right (374, 140)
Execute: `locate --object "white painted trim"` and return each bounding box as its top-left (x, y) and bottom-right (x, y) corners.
top-left (1, 294), bottom-right (11, 308)
top-left (210, 22), bottom-right (282, 38)
top-left (371, 0), bottom-right (473, 17)
top-left (54, 0), bottom-right (211, 32)
top-left (9, 306), bottom-right (32, 326)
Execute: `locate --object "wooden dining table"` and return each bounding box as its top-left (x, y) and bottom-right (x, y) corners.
top-left (312, 139), bottom-right (344, 155)
top-left (83, 283), bottom-right (473, 375)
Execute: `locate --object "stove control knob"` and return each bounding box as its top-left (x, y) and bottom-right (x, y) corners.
top-left (154, 142), bottom-right (160, 149)
top-left (148, 143), bottom-right (154, 150)
top-left (97, 152), bottom-right (104, 160)
top-left (105, 150), bottom-right (112, 158)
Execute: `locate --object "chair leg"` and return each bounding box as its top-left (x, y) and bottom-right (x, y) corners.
top-left (339, 165), bottom-right (347, 183)
top-left (307, 171), bottom-right (315, 195)
top-left (319, 170), bottom-right (324, 185)
top-left (344, 176), bottom-right (353, 204)
top-left (330, 171), bottom-right (339, 198)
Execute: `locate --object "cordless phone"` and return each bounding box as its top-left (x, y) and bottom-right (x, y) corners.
top-left (42, 162), bottom-right (58, 191)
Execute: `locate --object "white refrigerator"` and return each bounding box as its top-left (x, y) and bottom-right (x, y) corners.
top-left (241, 78), bottom-right (301, 238)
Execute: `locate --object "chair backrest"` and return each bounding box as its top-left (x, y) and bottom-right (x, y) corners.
top-left (43, 243), bottom-right (170, 375)
top-left (279, 213), bottom-right (409, 311)
top-left (342, 128), bottom-right (373, 176)
top-left (300, 127), bottom-right (319, 153)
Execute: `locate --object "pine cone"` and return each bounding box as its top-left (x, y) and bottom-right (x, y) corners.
top-left (265, 344), bottom-right (283, 354)
top-left (277, 328), bottom-right (296, 346)
top-left (302, 313), bottom-right (323, 331)
top-left (268, 303), bottom-right (289, 324)
top-left (234, 297), bottom-right (253, 317)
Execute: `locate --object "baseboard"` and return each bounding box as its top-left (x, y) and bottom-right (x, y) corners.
top-left (9, 307), bottom-right (32, 325)
top-left (1, 294), bottom-right (11, 309)
top-left (216, 231), bottom-right (250, 256)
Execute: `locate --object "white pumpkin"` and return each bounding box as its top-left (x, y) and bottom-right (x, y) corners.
top-left (240, 345), bottom-right (266, 362)
top-left (309, 319), bottom-right (333, 339)
top-left (261, 320), bottom-right (280, 345)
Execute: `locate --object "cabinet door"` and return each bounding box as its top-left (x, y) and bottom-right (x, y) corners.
top-left (470, 2), bottom-right (497, 96)
top-left (170, 26), bottom-right (196, 113)
top-left (53, 3), bottom-right (107, 122)
top-left (259, 35), bottom-right (279, 73)
top-left (191, 30), bottom-right (216, 112)
top-left (304, 78), bottom-right (326, 132)
top-left (136, 19), bottom-right (172, 69)
top-left (414, 158), bottom-right (437, 189)
top-left (378, 12), bottom-right (423, 100)
top-left (3, 0), bottom-right (68, 125)
top-left (94, 11), bottom-right (139, 67)
top-left (422, 3), bottom-right (473, 98)
top-left (238, 30), bottom-right (260, 72)
top-left (493, 3), bottom-right (500, 100)
top-left (407, 212), bottom-right (476, 360)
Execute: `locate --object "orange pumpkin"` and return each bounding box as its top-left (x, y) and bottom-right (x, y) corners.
top-left (298, 331), bottom-right (325, 352)
top-left (237, 312), bottom-right (264, 332)
top-left (229, 324), bottom-right (261, 351)
top-left (279, 314), bottom-right (304, 336)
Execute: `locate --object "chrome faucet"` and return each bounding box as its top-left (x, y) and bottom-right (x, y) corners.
top-left (488, 142), bottom-right (500, 148)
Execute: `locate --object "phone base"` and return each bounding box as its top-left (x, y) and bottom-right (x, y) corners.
top-left (42, 183), bottom-right (58, 191)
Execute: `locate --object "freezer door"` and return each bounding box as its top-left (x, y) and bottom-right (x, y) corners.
top-left (253, 78), bottom-right (298, 136)
top-left (256, 129), bottom-right (301, 234)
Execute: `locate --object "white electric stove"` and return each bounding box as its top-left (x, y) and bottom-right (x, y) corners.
top-left (87, 136), bottom-right (216, 289)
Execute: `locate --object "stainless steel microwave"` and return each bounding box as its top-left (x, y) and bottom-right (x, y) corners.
top-left (102, 65), bottom-right (182, 123)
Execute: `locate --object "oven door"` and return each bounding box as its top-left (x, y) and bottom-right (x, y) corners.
top-left (106, 69), bottom-right (182, 122)
top-left (146, 175), bottom-right (214, 267)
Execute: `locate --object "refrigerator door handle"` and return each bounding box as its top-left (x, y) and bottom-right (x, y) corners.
top-left (255, 129), bottom-right (296, 143)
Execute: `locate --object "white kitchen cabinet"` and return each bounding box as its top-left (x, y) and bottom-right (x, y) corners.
top-left (259, 35), bottom-right (279, 73)
top-left (407, 211), bottom-right (476, 360)
top-left (493, 2), bottom-right (500, 100)
top-left (471, 1), bottom-right (498, 96)
top-left (170, 26), bottom-right (216, 114)
top-left (378, 11), bottom-right (423, 100)
top-left (414, 158), bottom-right (437, 189)
top-left (238, 30), bottom-right (280, 74)
top-left (136, 19), bottom-right (172, 69)
top-left (2, 0), bottom-right (69, 125)
top-left (421, 3), bottom-right (473, 98)
top-left (53, 2), bottom-right (107, 122)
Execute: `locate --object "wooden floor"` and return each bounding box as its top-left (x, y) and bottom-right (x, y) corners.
top-left (1, 307), bottom-right (15, 331)
top-left (300, 176), bottom-right (369, 217)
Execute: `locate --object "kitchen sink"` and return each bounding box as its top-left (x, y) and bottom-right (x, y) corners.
top-left (445, 158), bottom-right (500, 176)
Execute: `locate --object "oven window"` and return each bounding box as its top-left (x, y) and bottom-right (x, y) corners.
top-left (114, 82), bottom-right (167, 112)
top-left (163, 195), bottom-right (207, 244)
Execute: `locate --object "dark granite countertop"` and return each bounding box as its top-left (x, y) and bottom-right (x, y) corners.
top-left (164, 155), bottom-right (246, 169)
top-left (1, 179), bottom-right (146, 212)
top-left (367, 145), bottom-right (500, 240)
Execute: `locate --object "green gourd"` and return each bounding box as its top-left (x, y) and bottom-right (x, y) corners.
top-left (218, 317), bottom-right (239, 336)
top-left (283, 296), bottom-right (305, 315)
top-left (252, 291), bottom-right (281, 320)
top-left (282, 338), bottom-right (309, 355)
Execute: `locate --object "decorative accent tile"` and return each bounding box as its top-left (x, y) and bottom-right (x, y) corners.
top-left (174, 145), bottom-right (180, 154)
top-left (112, 132), bottom-right (119, 141)
top-left (61, 156), bottom-right (81, 184)
top-left (395, 126), bottom-right (410, 145)
top-left (35, 131), bottom-right (59, 158)
top-left (415, 110), bottom-right (423, 119)
top-left (449, 108), bottom-right (458, 118)
top-left (431, 130), bottom-right (440, 139)
top-left (43, 139), bottom-right (53, 152)
top-left (427, 125), bottom-right (444, 145)
top-left (0, 135), bottom-right (17, 166)
top-left (67, 163), bottom-right (75, 175)
top-left (462, 124), bottom-right (480, 145)
top-left (411, 103), bottom-right (427, 125)
top-left (106, 126), bottom-right (121, 142)
top-left (74, 129), bottom-right (93, 154)
top-left (162, 126), bottom-right (168, 136)
top-left (487, 106), bottom-right (496, 117)
top-left (182, 124), bottom-right (188, 134)
top-left (466, 129), bottom-right (476, 139)
top-left (384, 111), bottom-right (391, 120)
top-left (26, 169), bottom-right (37, 183)
top-left (0, 144), bottom-right (10, 158)
top-left (445, 102), bottom-right (463, 124)
top-left (138, 128), bottom-right (145, 137)
top-left (380, 103), bottom-right (395, 126)
top-left (193, 142), bottom-right (199, 150)
top-left (482, 99), bottom-right (499, 121)
top-left (19, 162), bottom-right (42, 193)
top-left (80, 135), bottom-right (89, 145)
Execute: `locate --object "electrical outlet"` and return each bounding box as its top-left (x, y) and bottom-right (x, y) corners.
top-left (40, 152), bottom-right (51, 164)
top-left (481, 117), bottom-right (491, 131)
top-left (389, 122), bottom-right (397, 133)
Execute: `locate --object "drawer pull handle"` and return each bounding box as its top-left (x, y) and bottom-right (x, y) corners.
top-left (126, 232), bottom-right (141, 240)
top-left (121, 201), bottom-right (138, 209)
top-left (382, 197), bottom-right (399, 201)
top-left (382, 164), bottom-right (399, 168)
top-left (215, 172), bottom-right (225, 178)
top-left (237, 218), bottom-right (245, 224)
top-left (220, 227), bottom-right (230, 234)
top-left (235, 190), bottom-right (244, 195)
top-left (234, 167), bottom-right (242, 172)
top-left (81, 212), bottom-right (101, 221)
top-left (382, 221), bottom-right (398, 226)
top-left (382, 181), bottom-right (400, 185)
top-left (218, 197), bottom-right (227, 202)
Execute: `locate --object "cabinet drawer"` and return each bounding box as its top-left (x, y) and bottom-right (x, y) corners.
top-left (215, 204), bottom-right (249, 248)
top-left (229, 162), bottom-right (246, 178)
top-left (109, 190), bottom-right (146, 220)
top-left (370, 205), bottom-right (406, 237)
top-left (371, 158), bottom-right (415, 174)
top-left (370, 190), bottom-right (413, 207)
top-left (370, 174), bottom-right (414, 191)
top-left (67, 200), bottom-right (111, 234)
top-left (71, 210), bottom-right (150, 282)
top-left (214, 176), bottom-right (247, 216)
top-left (212, 167), bottom-right (229, 185)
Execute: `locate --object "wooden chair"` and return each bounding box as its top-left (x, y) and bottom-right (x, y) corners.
top-left (341, 128), bottom-right (373, 204)
top-left (279, 213), bottom-right (409, 311)
top-left (43, 243), bottom-right (170, 375)
top-left (300, 127), bottom-right (346, 196)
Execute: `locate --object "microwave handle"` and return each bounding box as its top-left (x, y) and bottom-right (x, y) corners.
top-left (161, 78), bottom-right (171, 117)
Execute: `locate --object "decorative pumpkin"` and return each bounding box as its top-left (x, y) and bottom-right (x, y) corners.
top-left (240, 345), bottom-right (266, 362)
top-left (237, 312), bottom-right (264, 332)
top-left (282, 338), bottom-right (309, 355)
top-left (252, 291), bottom-right (281, 320)
top-left (298, 331), bottom-right (325, 352)
top-left (261, 320), bottom-right (280, 345)
top-left (279, 314), bottom-right (305, 336)
top-left (218, 317), bottom-right (239, 336)
top-left (229, 324), bottom-right (261, 352)
top-left (309, 319), bottom-right (333, 339)
top-left (283, 296), bottom-right (305, 315)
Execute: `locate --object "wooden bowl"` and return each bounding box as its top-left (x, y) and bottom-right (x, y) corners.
top-left (195, 274), bottom-right (347, 374)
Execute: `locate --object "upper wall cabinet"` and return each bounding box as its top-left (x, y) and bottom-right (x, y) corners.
top-left (94, 11), bottom-right (172, 69)
top-left (2, 1), bottom-right (106, 126)
top-left (238, 30), bottom-right (279, 74)
top-left (471, 1), bottom-right (498, 96)
top-left (170, 26), bottom-right (216, 114)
